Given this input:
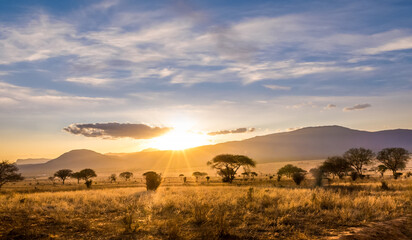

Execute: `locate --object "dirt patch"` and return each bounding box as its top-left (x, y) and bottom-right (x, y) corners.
top-left (335, 215), bottom-right (412, 240)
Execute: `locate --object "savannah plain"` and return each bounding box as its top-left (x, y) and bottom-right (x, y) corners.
top-left (1, 159), bottom-right (412, 240)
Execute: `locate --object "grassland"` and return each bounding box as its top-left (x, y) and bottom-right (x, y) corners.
top-left (1, 176), bottom-right (411, 240)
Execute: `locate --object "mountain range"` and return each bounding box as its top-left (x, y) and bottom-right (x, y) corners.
top-left (18, 125), bottom-right (412, 176)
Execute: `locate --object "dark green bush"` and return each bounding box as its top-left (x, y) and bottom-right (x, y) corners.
top-left (143, 171), bottom-right (162, 191)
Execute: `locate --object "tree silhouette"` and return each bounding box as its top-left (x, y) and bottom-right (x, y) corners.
top-left (54, 169), bottom-right (73, 184)
top-left (277, 164), bottom-right (305, 179)
top-left (377, 148), bottom-right (410, 179)
top-left (70, 172), bottom-right (82, 184)
top-left (119, 172), bottom-right (133, 181)
top-left (320, 156), bottom-right (352, 179)
top-left (79, 168), bottom-right (97, 188)
top-left (192, 171), bottom-right (207, 182)
top-left (343, 148), bottom-right (374, 178)
top-left (207, 154), bottom-right (256, 183)
top-left (0, 161), bottom-right (24, 189)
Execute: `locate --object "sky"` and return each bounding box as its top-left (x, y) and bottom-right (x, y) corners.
top-left (1, 0), bottom-right (412, 161)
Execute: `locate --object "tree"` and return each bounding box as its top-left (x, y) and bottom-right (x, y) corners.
top-left (119, 172), bottom-right (133, 181)
top-left (143, 171), bottom-right (162, 191)
top-left (343, 148), bottom-right (374, 177)
top-left (207, 154), bottom-right (256, 183)
top-left (109, 174), bottom-right (117, 183)
top-left (0, 161), bottom-right (24, 188)
top-left (377, 164), bottom-right (388, 178)
top-left (277, 164), bottom-right (305, 179)
top-left (192, 172), bottom-right (207, 182)
top-left (320, 156), bottom-right (352, 179)
top-left (292, 172), bottom-right (306, 185)
top-left (71, 172), bottom-right (82, 184)
top-left (54, 169), bottom-right (73, 185)
top-left (377, 148), bottom-right (410, 179)
top-left (79, 168), bottom-right (97, 188)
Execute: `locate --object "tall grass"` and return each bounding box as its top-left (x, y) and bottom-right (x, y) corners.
top-left (1, 179), bottom-right (411, 239)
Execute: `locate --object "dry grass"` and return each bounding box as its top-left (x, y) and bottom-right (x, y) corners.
top-left (0, 178), bottom-right (411, 239)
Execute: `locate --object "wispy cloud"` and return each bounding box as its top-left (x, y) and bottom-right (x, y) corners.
top-left (64, 123), bottom-right (171, 139)
top-left (263, 84), bottom-right (291, 91)
top-left (362, 36), bottom-right (412, 55)
top-left (343, 103), bottom-right (371, 111)
top-left (208, 127), bottom-right (255, 136)
top-left (324, 104), bottom-right (336, 110)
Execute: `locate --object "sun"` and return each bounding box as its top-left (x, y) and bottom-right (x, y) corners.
top-left (149, 118), bottom-right (210, 150)
top-left (150, 129), bottom-right (209, 150)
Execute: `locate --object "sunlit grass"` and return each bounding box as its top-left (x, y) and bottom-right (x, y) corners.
top-left (1, 178), bottom-right (411, 239)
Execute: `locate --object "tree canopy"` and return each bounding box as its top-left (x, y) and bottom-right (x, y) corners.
top-left (343, 148), bottom-right (374, 176)
top-left (79, 168), bottom-right (97, 181)
top-left (320, 156), bottom-right (352, 179)
top-left (277, 164), bottom-right (305, 178)
top-left (54, 169), bottom-right (73, 184)
top-left (119, 171), bottom-right (133, 181)
top-left (207, 154), bottom-right (256, 183)
top-left (0, 161), bottom-right (24, 188)
top-left (377, 148), bottom-right (410, 179)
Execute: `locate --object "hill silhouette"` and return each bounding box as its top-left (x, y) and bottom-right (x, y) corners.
top-left (18, 126), bottom-right (412, 175)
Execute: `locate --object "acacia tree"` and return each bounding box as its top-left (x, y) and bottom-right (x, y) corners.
top-left (277, 164), bottom-right (305, 180)
top-left (377, 148), bottom-right (410, 179)
top-left (54, 169), bottom-right (73, 185)
top-left (79, 168), bottom-right (97, 188)
top-left (320, 156), bottom-right (352, 179)
top-left (343, 148), bottom-right (374, 177)
top-left (0, 161), bottom-right (24, 188)
top-left (207, 154), bottom-right (256, 183)
top-left (71, 172), bottom-right (82, 184)
top-left (192, 171), bottom-right (207, 182)
top-left (119, 172), bottom-right (133, 181)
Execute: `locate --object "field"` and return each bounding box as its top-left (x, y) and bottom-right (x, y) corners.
top-left (1, 176), bottom-right (412, 240)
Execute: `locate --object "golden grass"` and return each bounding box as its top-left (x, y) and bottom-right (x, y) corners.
top-left (1, 178), bottom-right (411, 239)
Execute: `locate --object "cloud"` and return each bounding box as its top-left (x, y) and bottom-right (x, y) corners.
top-left (362, 36), bottom-right (412, 55)
top-left (63, 123), bottom-right (171, 139)
top-left (208, 127), bottom-right (255, 136)
top-left (65, 77), bottom-right (114, 86)
top-left (263, 84), bottom-right (291, 91)
top-left (343, 103), bottom-right (371, 111)
top-left (324, 104), bottom-right (336, 109)
top-left (0, 81), bottom-right (117, 111)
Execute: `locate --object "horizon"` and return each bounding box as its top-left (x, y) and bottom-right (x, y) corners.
top-left (14, 124), bottom-right (412, 164)
top-left (1, 0), bottom-right (412, 161)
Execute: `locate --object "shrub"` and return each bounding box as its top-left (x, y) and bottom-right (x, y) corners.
top-left (292, 172), bottom-right (305, 185)
top-left (143, 171), bottom-right (162, 191)
top-left (381, 181), bottom-right (390, 190)
top-left (85, 180), bottom-right (93, 188)
top-left (350, 172), bottom-right (358, 181)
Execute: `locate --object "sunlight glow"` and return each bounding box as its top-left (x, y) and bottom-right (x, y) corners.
top-left (150, 129), bottom-right (210, 150)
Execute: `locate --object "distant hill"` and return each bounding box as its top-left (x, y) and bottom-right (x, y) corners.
top-left (18, 126), bottom-right (412, 176)
top-left (16, 158), bottom-right (50, 165)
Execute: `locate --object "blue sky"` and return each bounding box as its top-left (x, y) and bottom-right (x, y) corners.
top-left (1, 0), bottom-right (412, 160)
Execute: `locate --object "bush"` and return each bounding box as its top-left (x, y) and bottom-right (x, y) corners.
top-left (85, 180), bottom-right (93, 188)
top-left (143, 171), bottom-right (162, 191)
top-left (381, 181), bottom-right (390, 190)
top-left (292, 172), bottom-right (305, 185)
top-left (350, 172), bottom-right (358, 181)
